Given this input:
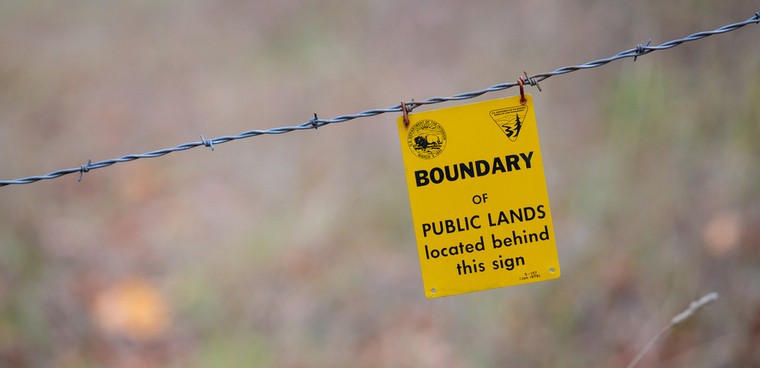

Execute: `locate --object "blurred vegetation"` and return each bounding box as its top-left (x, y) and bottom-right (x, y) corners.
top-left (1, 1), bottom-right (759, 367)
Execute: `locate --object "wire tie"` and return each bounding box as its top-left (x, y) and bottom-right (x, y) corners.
top-left (522, 71), bottom-right (542, 92)
top-left (517, 77), bottom-right (526, 105)
top-left (754, 12), bottom-right (760, 21)
top-left (78, 159), bottom-right (91, 182)
top-left (200, 134), bottom-right (214, 151)
top-left (634, 39), bottom-right (652, 62)
top-left (401, 99), bottom-right (416, 127)
top-left (310, 113), bottom-right (320, 129)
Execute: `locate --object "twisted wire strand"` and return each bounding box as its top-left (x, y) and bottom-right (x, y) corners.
top-left (2, 12), bottom-right (758, 187)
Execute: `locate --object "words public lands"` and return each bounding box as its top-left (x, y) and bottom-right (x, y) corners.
top-left (422, 203), bottom-right (552, 275)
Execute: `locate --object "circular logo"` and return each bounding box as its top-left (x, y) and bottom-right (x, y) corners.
top-left (407, 119), bottom-right (447, 159)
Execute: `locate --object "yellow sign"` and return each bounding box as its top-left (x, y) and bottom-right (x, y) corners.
top-left (397, 95), bottom-right (560, 298)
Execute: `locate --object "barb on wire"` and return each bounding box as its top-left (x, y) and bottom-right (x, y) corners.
top-left (199, 134), bottom-right (214, 151)
top-left (1, 12), bottom-right (759, 187)
top-left (78, 160), bottom-right (91, 182)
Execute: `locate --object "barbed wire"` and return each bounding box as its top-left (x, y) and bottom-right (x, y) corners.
top-left (2, 12), bottom-right (759, 187)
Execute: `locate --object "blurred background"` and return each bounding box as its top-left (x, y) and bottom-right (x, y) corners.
top-left (1, 1), bottom-right (759, 367)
